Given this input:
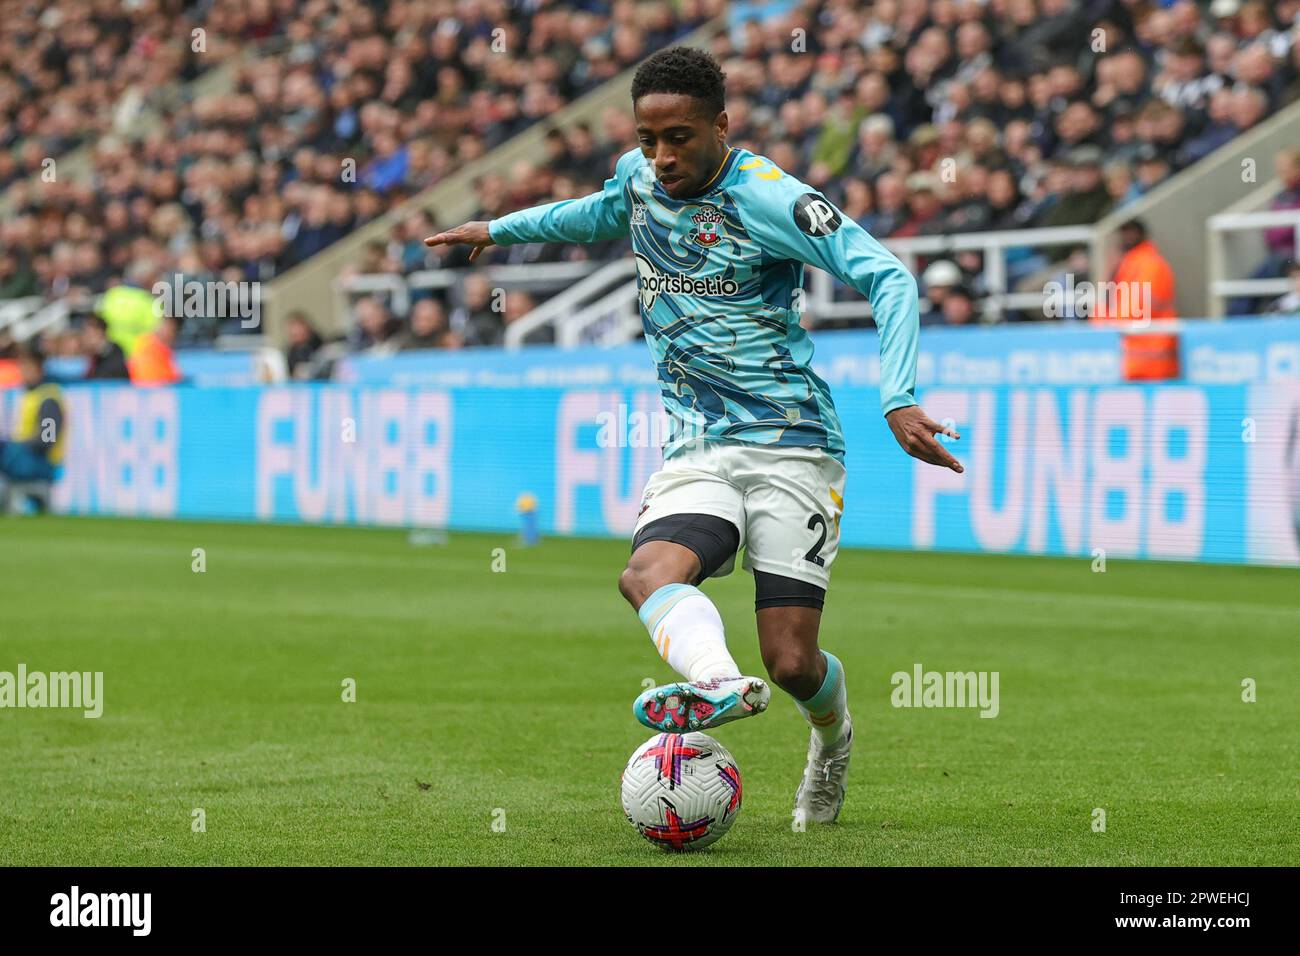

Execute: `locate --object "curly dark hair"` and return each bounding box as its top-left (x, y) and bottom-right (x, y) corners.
top-left (631, 46), bottom-right (726, 117)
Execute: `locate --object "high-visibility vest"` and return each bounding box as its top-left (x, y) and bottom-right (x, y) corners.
top-left (14, 382), bottom-right (66, 466)
top-left (127, 332), bottom-right (181, 385)
top-left (99, 285), bottom-right (160, 356)
top-left (1092, 241), bottom-right (1178, 324)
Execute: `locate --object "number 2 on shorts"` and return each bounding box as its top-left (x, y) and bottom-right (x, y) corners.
top-left (804, 514), bottom-right (827, 567)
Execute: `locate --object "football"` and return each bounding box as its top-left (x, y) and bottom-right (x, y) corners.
top-left (620, 732), bottom-right (743, 851)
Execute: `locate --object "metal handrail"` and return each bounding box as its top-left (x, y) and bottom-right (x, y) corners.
top-left (1207, 208), bottom-right (1300, 316)
top-left (0, 296), bottom-right (46, 332)
top-left (326, 225), bottom-right (1104, 347)
top-left (504, 259), bottom-right (636, 347)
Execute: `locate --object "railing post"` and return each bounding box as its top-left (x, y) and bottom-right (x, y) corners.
top-left (1206, 217), bottom-right (1224, 320)
top-left (984, 238), bottom-right (1007, 322)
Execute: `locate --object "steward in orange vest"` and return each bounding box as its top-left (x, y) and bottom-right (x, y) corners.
top-left (128, 315), bottom-right (182, 386)
top-left (1092, 219), bottom-right (1177, 324)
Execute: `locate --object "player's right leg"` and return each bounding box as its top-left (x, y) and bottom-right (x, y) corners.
top-left (621, 530), bottom-right (771, 732)
top-left (619, 449), bottom-right (769, 733)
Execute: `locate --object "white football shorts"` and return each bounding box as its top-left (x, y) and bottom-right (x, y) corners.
top-left (633, 440), bottom-right (846, 590)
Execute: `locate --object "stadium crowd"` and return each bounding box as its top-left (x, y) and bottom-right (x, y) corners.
top-left (0, 0), bottom-right (277, 191)
top-left (0, 0), bottom-right (718, 351)
top-left (2, 0), bottom-right (1300, 367)
top-left (425, 0), bottom-right (1300, 338)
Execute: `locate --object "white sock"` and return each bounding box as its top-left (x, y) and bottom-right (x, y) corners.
top-left (637, 583), bottom-right (739, 682)
top-left (795, 651), bottom-right (849, 745)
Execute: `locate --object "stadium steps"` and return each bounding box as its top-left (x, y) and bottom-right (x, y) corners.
top-left (1089, 97), bottom-right (1300, 319)
top-left (259, 19), bottom-right (725, 343)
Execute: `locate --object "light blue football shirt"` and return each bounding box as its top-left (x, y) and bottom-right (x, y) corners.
top-left (489, 145), bottom-right (920, 462)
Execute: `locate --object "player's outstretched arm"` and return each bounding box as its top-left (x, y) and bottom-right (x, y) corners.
top-left (426, 151), bottom-right (636, 259)
top-left (424, 221), bottom-right (494, 263)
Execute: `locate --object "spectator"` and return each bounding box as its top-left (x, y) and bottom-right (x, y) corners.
top-left (936, 165), bottom-right (995, 233)
top-left (920, 260), bottom-right (962, 326)
top-left (504, 290), bottom-right (550, 345)
top-left (1157, 39), bottom-right (1223, 113)
top-left (840, 179), bottom-right (876, 230)
top-left (83, 315), bottom-right (129, 381)
top-left (0, 252), bottom-right (38, 301)
top-left (940, 286), bottom-right (981, 326)
top-left (895, 172), bottom-right (944, 237)
top-left (1105, 162), bottom-right (1138, 209)
top-left (1229, 149), bottom-right (1300, 314)
top-left (349, 297), bottom-right (402, 356)
top-left (1265, 260), bottom-right (1300, 315)
top-left (870, 172), bottom-right (910, 238)
top-left (402, 300), bottom-right (453, 350)
top-left (284, 311), bottom-right (325, 381)
top-left (1263, 149), bottom-right (1300, 267)
top-left (451, 274), bottom-right (504, 347)
top-left (987, 168), bottom-right (1031, 230)
top-left (1104, 102), bottom-right (1144, 167)
top-left (1092, 219), bottom-right (1177, 324)
top-left (1014, 147), bottom-right (1115, 285)
top-left (851, 114), bottom-right (898, 183)
top-left (1039, 146), bottom-right (1112, 239)
top-left (1178, 87), bottom-right (1239, 166)
top-left (1229, 85), bottom-right (1271, 135)
top-left (1133, 144), bottom-right (1174, 197)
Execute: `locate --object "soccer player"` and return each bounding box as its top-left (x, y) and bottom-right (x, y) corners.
top-left (426, 47), bottom-right (963, 823)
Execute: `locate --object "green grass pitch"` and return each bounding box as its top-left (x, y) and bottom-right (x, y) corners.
top-left (1, 516), bottom-right (1297, 866)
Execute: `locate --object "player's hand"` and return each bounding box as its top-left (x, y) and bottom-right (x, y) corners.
top-left (424, 221), bottom-right (494, 263)
top-left (886, 405), bottom-right (964, 473)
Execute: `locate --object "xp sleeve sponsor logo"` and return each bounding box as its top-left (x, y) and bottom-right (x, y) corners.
top-left (633, 253), bottom-right (740, 311)
top-left (793, 193), bottom-right (842, 237)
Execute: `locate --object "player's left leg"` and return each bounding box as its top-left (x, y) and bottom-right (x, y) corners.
top-left (755, 593), bottom-right (852, 824)
top-left (738, 445), bottom-right (852, 823)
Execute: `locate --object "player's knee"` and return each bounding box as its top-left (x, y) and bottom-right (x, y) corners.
top-left (762, 647), bottom-right (822, 699)
top-left (617, 565), bottom-right (644, 606)
top-left (618, 558), bottom-right (691, 609)
top-left (618, 563), bottom-right (664, 608)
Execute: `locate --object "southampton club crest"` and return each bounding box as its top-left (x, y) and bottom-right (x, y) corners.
top-left (688, 204), bottom-right (724, 247)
